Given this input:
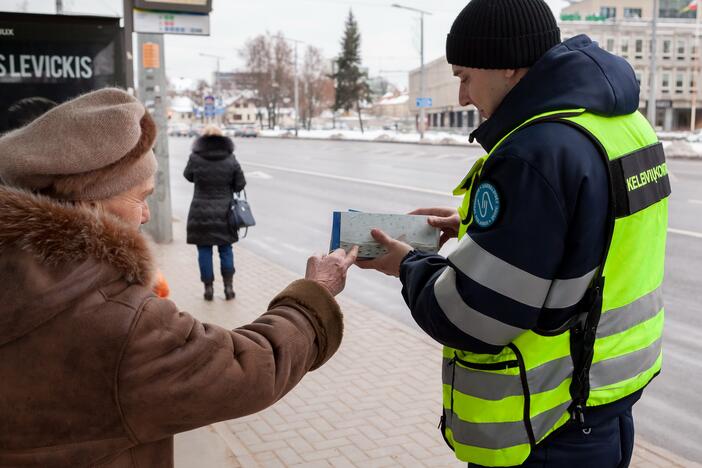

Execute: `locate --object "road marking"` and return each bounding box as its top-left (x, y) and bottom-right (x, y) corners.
top-left (690, 199), bottom-right (702, 205)
top-left (240, 160), bottom-right (456, 197)
top-left (247, 170), bottom-right (273, 180)
top-left (669, 228), bottom-right (702, 239)
top-left (238, 162), bottom-right (702, 241)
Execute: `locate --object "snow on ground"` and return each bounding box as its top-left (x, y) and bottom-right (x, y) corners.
top-left (260, 128), bottom-right (480, 146)
top-left (258, 128), bottom-right (702, 157)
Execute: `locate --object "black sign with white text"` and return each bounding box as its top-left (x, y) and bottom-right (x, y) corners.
top-left (0, 12), bottom-right (125, 132)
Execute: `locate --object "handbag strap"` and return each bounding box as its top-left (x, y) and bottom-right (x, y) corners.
top-left (234, 189), bottom-right (248, 201)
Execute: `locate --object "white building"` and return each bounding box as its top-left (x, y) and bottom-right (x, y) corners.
top-left (408, 10), bottom-right (702, 131)
top-left (168, 96), bottom-right (195, 123)
top-left (372, 92), bottom-right (410, 119)
top-left (225, 94), bottom-right (258, 125)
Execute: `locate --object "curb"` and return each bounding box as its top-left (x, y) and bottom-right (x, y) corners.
top-left (635, 438), bottom-right (702, 467)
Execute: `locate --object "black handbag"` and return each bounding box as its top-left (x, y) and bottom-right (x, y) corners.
top-left (228, 190), bottom-right (256, 238)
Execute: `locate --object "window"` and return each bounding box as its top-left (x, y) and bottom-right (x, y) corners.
top-left (600, 6), bottom-right (616, 19)
top-left (624, 8), bottom-right (642, 18)
top-left (621, 38), bottom-right (629, 57)
top-left (607, 38), bottom-right (615, 52)
top-left (635, 39), bottom-right (643, 59)
top-left (677, 40), bottom-right (686, 60)
top-left (468, 110), bottom-right (475, 128)
top-left (676, 72), bottom-right (684, 93)
top-left (662, 73), bottom-right (670, 93)
top-left (663, 39), bottom-right (672, 57)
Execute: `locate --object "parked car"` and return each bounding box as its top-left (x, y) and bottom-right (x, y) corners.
top-left (168, 122), bottom-right (190, 137)
top-left (223, 125), bottom-right (240, 137)
top-left (241, 125), bottom-right (260, 138)
top-left (189, 123), bottom-right (205, 137)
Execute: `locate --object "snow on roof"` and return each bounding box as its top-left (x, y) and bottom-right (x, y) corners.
top-left (170, 96), bottom-right (195, 113)
top-left (378, 94), bottom-right (409, 106)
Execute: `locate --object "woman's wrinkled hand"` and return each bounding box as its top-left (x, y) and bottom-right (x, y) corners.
top-left (305, 246), bottom-right (359, 296)
top-left (409, 207), bottom-right (460, 247)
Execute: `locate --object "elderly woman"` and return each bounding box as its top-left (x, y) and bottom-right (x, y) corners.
top-left (0, 89), bottom-right (357, 467)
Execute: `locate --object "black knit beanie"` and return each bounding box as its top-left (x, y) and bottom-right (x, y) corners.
top-left (446, 0), bottom-right (561, 69)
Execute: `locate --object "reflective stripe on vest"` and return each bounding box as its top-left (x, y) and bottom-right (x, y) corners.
top-left (441, 109), bottom-right (668, 467)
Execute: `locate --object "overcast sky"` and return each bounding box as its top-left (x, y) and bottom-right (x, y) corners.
top-left (0, 0), bottom-right (568, 88)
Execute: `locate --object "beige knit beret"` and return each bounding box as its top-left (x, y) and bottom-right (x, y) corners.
top-left (0, 88), bottom-right (157, 201)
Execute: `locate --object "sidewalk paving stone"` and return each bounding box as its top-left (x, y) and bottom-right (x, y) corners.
top-left (158, 226), bottom-right (699, 468)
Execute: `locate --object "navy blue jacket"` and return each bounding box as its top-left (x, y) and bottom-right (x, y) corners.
top-left (400, 35), bottom-right (642, 421)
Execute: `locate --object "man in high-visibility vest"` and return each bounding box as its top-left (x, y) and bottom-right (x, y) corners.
top-left (358, 0), bottom-right (670, 467)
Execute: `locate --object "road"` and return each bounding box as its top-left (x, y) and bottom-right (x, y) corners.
top-left (167, 136), bottom-right (702, 463)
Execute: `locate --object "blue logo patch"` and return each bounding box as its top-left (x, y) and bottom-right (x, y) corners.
top-left (473, 182), bottom-right (501, 228)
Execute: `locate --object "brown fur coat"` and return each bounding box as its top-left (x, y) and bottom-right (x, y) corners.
top-left (0, 185), bottom-right (343, 467)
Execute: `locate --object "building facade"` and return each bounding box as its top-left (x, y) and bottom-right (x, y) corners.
top-left (408, 4), bottom-right (701, 131)
top-left (562, 0), bottom-right (695, 20)
top-left (225, 95), bottom-right (259, 125)
top-left (560, 16), bottom-right (701, 130)
top-left (408, 57), bottom-right (482, 134)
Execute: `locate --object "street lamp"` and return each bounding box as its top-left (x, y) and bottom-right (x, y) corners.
top-left (199, 52), bottom-right (225, 94)
top-left (647, 0), bottom-right (659, 127)
top-left (281, 36), bottom-right (306, 138)
top-left (392, 3), bottom-right (432, 140)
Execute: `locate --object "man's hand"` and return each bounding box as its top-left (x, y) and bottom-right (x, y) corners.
top-left (410, 207), bottom-right (460, 247)
top-left (305, 246), bottom-right (359, 296)
top-left (356, 229), bottom-right (413, 277)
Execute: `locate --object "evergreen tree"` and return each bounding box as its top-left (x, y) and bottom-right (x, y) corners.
top-left (333, 10), bottom-right (370, 133)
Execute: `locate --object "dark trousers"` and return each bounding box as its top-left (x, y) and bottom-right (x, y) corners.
top-left (197, 244), bottom-right (234, 283)
top-left (469, 408), bottom-right (635, 468)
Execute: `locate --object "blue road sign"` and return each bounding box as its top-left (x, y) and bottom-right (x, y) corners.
top-left (416, 97), bottom-right (433, 108)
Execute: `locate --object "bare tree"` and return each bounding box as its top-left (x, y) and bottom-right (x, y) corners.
top-left (300, 46), bottom-right (335, 130)
top-left (240, 32), bottom-right (293, 129)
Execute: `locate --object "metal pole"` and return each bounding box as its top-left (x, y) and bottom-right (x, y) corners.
top-left (294, 41), bottom-right (299, 137)
top-left (647, 0), bottom-right (659, 127)
top-left (56, 0), bottom-right (63, 14)
top-left (419, 11), bottom-right (425, 140)
top-left (691, 1), bottom-right (700, 131)
top-left (391, 5), bottom-right (431, 138)
top-left (138, 34), bottom-right (173, 243)
top-left (123, 0), bottom-right (135, 92)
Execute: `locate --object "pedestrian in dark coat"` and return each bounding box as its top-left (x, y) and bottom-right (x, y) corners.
top-left (184, 125), bottom-right (246, 300)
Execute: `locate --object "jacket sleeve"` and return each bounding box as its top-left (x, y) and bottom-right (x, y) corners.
top-left (116, 279), bottom-right (342, 443)
top-left (232, 159), bottom-right (246, 193)
top-left (183, 155), bottom-right (194, 182)
top-left (400, 154), bottom-right (569, 354)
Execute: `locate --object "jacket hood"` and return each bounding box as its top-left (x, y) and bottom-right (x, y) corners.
top-left (0, 185), bottom-right (155, 345)
top-left (471, 35), bottom-right (641, 151)
top-left (192, 135), bottom-right (234, 161)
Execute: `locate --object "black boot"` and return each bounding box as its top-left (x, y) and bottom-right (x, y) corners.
top-left (203, 282), bottom-right (214, 301)
top-left (223, 273), bottom-right (235, 300)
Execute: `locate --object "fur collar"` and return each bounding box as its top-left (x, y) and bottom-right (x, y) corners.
top-left (0, 185), bottom-right (155, 286)
top-left (192, 135), bottom-right (234, 160)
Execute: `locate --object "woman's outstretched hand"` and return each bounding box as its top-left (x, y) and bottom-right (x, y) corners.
top-left (305, 246), bottom-right (359, 296)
